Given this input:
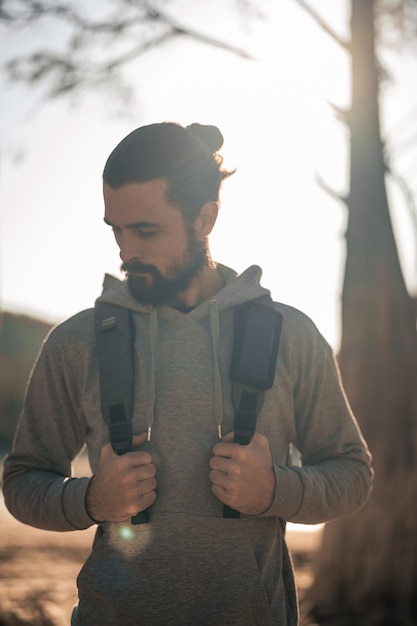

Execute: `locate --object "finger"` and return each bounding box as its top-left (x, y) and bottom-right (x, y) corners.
top-left (211, 483), bottom-right (228, 504)
top-left (221, 431), bottom-right (234, 442)
top-left (124, 473), bottom-right (157, 503)
top-left (127, 450), bottom-right (154, 467)
top-left (125, 432), bottom-right (152, 464)
top-left (122, 491), bottom-right (157, 520)
top-left (209, 469), bottom-right (228, 489)
top-left (212, 441), bottom-right (238, 459)
top-left (132, 474), bottom-right (157, 496)
top-left (130, 479), bottom-right (157, 515)
top-left (131, 432), bottom-right (149, 448)
top-left (209, 456), bottom-right (230, 473)
top-left (135, 489), bottom-right (157, 513)
top-left (132, 463), bottom-right (157, 481)
top-left (142, 475), bottom-right (157, 494)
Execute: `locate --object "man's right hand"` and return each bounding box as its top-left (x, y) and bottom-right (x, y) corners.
top-left (85, 432), bottom-right (157, 523)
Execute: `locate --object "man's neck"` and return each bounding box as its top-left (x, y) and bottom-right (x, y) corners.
top-left (168, 264), bottom-right (223, 308)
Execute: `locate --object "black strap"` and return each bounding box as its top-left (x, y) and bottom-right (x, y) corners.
top-left (233, 390), bottom-right (259, 445)
top-left (94, 301), bottom-right (149, 524)
top-left (223, 296), bottom-right (283, 519)
top-left (94, 302), bottom-right (134, 456)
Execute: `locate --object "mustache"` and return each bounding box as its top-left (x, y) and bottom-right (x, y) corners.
top-left (121, 261), bottom-right (159, 276)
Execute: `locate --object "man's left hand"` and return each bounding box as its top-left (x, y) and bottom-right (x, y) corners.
top-left (209, 432), bottom-right (275, 515)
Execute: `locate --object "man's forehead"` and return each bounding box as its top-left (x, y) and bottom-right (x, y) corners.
top-left (103, 180), bottom-right (185, 225)
top-left (104, 180), bottom-right (175, 210)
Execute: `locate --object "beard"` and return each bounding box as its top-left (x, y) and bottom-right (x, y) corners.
top-left (121, 231), bottom-right (209, 306)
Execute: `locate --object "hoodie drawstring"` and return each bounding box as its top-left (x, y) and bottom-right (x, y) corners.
top-left (209, 299), bottom-right (224, 439)
top-left (145, 307), bottom-right (158, 441)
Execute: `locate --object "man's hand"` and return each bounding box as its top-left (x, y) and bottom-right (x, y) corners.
top-left (209, 432), bottom-right (275, 515)
top-left (86, 432), bottom-right (157, 523)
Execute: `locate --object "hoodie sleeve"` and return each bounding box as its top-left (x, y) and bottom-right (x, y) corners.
top-left (2, 314), bottom-right (97, 531)
top-left (260, 308), bottom-right (373, 524)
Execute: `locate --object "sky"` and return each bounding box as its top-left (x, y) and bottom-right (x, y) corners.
top-left (1, 0), bottom-right (416, 351)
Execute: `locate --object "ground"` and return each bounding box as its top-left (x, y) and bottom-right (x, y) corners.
top-left (0, 454), bottom-right (322, 626)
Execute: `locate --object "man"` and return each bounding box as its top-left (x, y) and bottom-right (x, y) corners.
top-left (3, 122), bottom-right (373, 626)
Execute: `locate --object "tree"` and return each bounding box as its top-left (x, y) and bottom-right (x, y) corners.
top-left (294, 1), bottom-right (417, 623)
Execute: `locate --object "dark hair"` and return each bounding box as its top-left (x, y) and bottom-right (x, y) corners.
top-left (103, 122), bottom-right (234, 221)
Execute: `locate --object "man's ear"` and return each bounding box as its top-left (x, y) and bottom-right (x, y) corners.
top-left (193, 202), bottom-right (219, 239)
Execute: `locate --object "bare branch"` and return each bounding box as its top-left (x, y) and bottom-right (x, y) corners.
top-left (145, 2), bottom-right (255, 60)
top-left (292, 0), bottom-right (350, 51)
top-left (6, 52), bottom-right (76, 84)
top-left (316, 173), bottom-right (348, 206)
top-left (1, 0), bottom-right (255, 104)
top-left (105, 29), bottom-right (177, 71)
top-left (326, 100), bottom-right (350, 124)
top-left (1, 0), bottom-right (157, 34)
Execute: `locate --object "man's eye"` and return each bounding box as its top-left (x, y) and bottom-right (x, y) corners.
top-left (138, 230), bottom-right (158, 238)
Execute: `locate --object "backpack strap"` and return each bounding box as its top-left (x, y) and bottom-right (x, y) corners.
top-left (223, 295), bottom-right (283, 518)
top-left (94, 302), bottom-right (149, 525)
top-left (94, 301), bottom-right (134, 456)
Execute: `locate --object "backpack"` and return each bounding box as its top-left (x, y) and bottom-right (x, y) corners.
top-left (94, 296), bottom-right (282, 523)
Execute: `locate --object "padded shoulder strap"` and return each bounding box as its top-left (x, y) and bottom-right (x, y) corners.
top-left (224, 295), bottom-right (283, 518)
top-left (94, 301), bottom-right (134, 456)
top-left (230, 294), bottom-right (282, 395)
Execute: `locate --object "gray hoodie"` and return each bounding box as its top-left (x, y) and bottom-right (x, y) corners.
top-left (3, 264), bottom-right (372, 626)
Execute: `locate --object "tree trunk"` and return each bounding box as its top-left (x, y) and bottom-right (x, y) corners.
top-left (308, 1), bottom-right (417, 623)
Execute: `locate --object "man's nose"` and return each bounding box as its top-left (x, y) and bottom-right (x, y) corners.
top-left (119, 234), bottom-right (143, 264)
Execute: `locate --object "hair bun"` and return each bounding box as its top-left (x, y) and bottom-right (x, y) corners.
top-left (186, 123), bottom-right (224, 153)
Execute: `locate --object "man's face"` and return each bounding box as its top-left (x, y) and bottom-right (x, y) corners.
top-left (103, 180), bottom-right (208, 306)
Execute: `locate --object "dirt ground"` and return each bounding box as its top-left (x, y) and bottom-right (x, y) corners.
top-left (0, 454), bottom-right (322, 626)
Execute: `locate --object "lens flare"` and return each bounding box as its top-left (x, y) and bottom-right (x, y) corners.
top-left (119, 525), bottom-right (135, 541)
